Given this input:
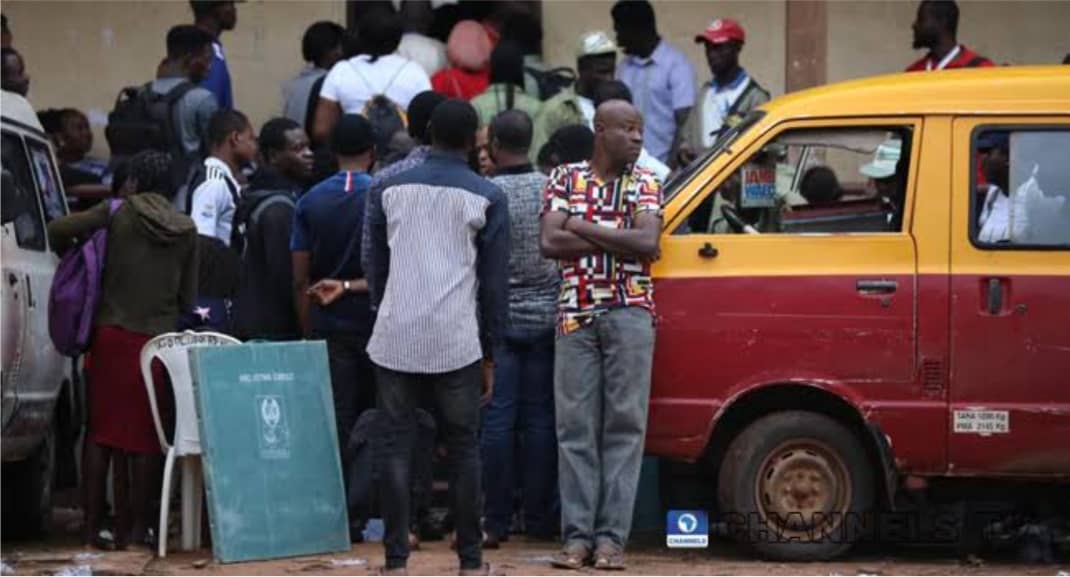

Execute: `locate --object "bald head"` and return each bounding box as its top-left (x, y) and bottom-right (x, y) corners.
top-left (593, 100), bottom-right (644, 167)
top-left (593, 99), bottom-right (640, 132)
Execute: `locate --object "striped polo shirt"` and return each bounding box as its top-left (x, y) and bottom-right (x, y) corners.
top-left (363, 151), bottom-right (511, 374)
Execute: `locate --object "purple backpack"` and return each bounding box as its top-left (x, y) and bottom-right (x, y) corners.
top-left (48, 199), bottom-right (123, 357)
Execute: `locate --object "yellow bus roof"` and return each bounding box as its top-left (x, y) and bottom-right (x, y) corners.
top-left (762, 66), bottom-right (1070, 118)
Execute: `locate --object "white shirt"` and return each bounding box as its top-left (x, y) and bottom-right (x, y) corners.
top-left (701, 72), bottom-right (751, 148)
top-left (190, 157), bottom-right (241, 245)
top-left (397, 33), bottom-right (448, 77)
top-left (578, 96), bottom-right (669, 180)
top-left (978, 184), bottom-right (1010, 243)
top-left (319, 54), bottom-right (431, 114)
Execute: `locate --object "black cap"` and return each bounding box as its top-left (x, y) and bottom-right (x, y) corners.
top-left (331, 114), bottom-right (376, 156)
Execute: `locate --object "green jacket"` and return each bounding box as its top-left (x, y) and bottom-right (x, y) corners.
top-left (531, 88), bottom-right (586, 162)
top-left (48, 193), bottom-right (198, 336)
top-left (471, 83), bottom-right (543, 129)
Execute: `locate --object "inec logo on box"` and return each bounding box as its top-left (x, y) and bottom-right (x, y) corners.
top-left (666, 510), bottom-right (708, 548)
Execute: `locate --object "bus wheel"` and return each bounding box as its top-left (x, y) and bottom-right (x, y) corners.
top-left (718, 411), bottom-right (874, 561)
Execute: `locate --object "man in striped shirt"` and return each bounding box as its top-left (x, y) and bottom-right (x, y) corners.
top-left (363, 99), bottom-right (509, 575)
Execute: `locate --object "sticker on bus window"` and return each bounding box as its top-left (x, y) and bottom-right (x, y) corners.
top-left (953, 410), bottom-right (1009, 435)
top-left (741, 165), bottom-right (776, 208)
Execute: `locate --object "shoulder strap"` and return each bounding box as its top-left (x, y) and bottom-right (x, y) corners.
top-left (248, 193), bottom-right (295, 228)
top-left (382, 60), bottom-right (410, 96)
top-left (222, 174), bottom-right (239, 206)
top-left (724, 79), bottom-right (758, 121)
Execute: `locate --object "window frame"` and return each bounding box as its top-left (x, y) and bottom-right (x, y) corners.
top-left (666, 116), bottom-right (923, 238)
top-left (1, 129), bottom-right (48, 252)
top-left (968, 123), bottom-right (1070, 252)
top-left (25, 136), bottom-right (68, 223)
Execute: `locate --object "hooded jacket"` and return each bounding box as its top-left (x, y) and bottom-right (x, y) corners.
top-left (48, 193), bottom-right (198, 336)
top-left (230, 168), bottom-right (302, 341)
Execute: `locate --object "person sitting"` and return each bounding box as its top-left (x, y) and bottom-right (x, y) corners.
top-left (977, 132), bottom-right (1012, 243)
top-left (799, 165), bottom-right (843, 207)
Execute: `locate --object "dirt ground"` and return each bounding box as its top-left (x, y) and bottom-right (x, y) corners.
top-left (2, 508), bottom-right (1067, 577)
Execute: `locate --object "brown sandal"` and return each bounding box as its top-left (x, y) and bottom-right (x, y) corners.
top-left (593, 544), bottom-right (627, 571)
top-left (551, 543), bottom-right (591, 570)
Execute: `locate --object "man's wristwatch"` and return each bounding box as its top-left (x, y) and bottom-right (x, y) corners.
top-left (343, 280), bottom-right (351, 292)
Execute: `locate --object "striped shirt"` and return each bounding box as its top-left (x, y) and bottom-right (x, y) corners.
top-left (363, 151), bottom-right (510, 374)
top-left (190, 157), bottom-right (241, 246)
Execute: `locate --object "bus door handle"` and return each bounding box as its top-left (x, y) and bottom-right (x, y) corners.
top-left (985, 277), bottom-right (1004, 315)
top-left (856, 279), bottom-right (897, 295)
top-left (698, 242), bottom-right (719, 259)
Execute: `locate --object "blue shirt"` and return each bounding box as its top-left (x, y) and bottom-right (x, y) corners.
top-left (617, 39), bottom-right (697, 163)
top-left (363, 152), bottom-right (510, 373)
top-left (201, 41), bottom-right (233, 109)
top-left (291, 170), bottom-right (373, 334)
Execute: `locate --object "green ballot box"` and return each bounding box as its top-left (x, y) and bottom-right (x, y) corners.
top-left (190, 341), bottom-right (350, 563)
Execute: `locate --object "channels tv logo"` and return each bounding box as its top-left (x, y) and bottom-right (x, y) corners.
top-left (666, 510), bottom-right (709, 548)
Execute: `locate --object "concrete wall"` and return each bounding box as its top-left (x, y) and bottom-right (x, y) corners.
top-left (5, 1), bottom-right (1067, 158)
top-left (4, 0), bottom-right (344, 157)
top-left (827, 1), bottom-right (1070, 83)
top-left (542, 0), bottom-right (787, 97)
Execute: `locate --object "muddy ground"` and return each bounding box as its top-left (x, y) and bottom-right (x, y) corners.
top-left (2, 508), bottom-right (1067, 576)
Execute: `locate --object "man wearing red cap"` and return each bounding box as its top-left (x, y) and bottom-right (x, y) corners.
top-left (679, 18), bottom-right (769, 166)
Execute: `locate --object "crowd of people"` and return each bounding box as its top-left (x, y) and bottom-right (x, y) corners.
top-left (0, 0), bottom-right (1039, 573)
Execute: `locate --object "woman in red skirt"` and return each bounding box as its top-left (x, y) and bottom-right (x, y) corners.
top-left (48, 151), bottom-right (198, 549)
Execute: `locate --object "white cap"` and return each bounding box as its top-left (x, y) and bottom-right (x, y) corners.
top-left (860, 139), bottom-right (902, 179)
top-left (577, 30), bottom-right (618, 58)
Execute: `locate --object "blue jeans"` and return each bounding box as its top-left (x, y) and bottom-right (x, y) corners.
top-left (480, 327), bottom-right (559, 539)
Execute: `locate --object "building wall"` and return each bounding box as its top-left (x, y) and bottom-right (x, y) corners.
top-left (4, 0), bottom-right (344, 157)
top-left (827, 1), bottom-right (1070, 83)
top-left (542, 0), bottom-right (787, 98)
top-left (5, 1), bottom-right (1067, 159)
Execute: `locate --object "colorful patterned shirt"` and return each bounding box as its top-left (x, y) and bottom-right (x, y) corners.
top-left (542, 161), bottom-right (663, 335)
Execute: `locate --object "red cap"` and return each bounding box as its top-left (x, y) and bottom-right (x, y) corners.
top-left (695, 18), bottom-right (745, 46)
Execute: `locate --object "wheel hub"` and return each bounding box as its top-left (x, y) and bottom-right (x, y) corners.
top-left (756, 440), bottom-right (851, 539)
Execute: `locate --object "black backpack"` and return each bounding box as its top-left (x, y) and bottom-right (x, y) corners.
top-left (105, 81), bottom-right (198, 196)
top-left (349, 59), bottom-right (409, 157)
top-left (526, 66), bottom-right (576, 101)
top-left (230, 190), bottom-right (295, 258)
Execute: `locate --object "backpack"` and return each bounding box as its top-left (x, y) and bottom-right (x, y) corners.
top-left (48, 199), bottom-right (123, 357)
top-left (230, 190), bottom-right (296, 258)
top-left (105, 81), bottom-right (199, 197)
top-left (350, 58), bottom-right (409, 156)
top-left (526, 66), bottom-right (576, 101)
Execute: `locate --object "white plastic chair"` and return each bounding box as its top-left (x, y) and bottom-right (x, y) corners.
top-left (140, 330), bottom-right (240, 557)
